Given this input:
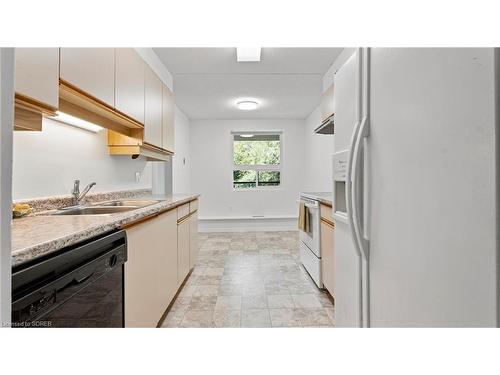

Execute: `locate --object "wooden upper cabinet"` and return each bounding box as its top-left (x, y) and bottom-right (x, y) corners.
top-left (144, 65), bottom-right (163, 148)
top-left (15, 48), bottom-right (59, 108)
top-left (60, 48), bottom-right (115, 107)
top-left (321, 83), bottom-right (335, 123)
top-left (115, 48), bottom-right (145, 124)
top-left (162, 84), bottom-right (175, 153)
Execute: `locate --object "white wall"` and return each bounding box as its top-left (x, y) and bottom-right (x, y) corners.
top-left (190, 119), bottom-right (304, 223)
top-left (0, 48), bottom-right (14, 326)
top-left (172, 106), bottom-right (191, 194)
top-left (12, 118), bottom-right (152, 200)
top-left (302, 106), bottom-right (334, 192)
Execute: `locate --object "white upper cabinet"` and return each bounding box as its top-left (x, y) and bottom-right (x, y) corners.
top-left (162, 84), bottom-right (175, 153)
top-left (144, 65), bottom-right (163, 148)
top-left (321, 83), bottom-right (335, 122)
top-left (60, 48), bottom-right (115, 107)
top-left (15, 48), bottom-right (59, 108)
top-left (115, 48), bottom-right (145, 124)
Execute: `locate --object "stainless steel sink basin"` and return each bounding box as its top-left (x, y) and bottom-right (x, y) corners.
top-left (51, 206), bottom-right (136, 216)
top-left (95, 200), bottom-right (161, 207)
top-left (48, 199), bottom-right (161, 216)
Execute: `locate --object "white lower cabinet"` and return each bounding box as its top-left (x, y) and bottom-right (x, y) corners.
top-left (125, 209), bottom-right (177, 328)
top-left (124, 199), bottom-right (199, 327)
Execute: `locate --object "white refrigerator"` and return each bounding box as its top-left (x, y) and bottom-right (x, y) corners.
top-left (332, 48), bottom-right (498, 327)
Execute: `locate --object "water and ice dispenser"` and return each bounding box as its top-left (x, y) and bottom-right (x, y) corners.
top-left (332, 150), bottom-right (349, 222)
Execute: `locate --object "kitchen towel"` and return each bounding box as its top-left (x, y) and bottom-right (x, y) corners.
top-left (298, 202), bottom-right (310, 232)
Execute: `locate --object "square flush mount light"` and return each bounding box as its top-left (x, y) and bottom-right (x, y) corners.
top-left (236, 47), bottom-right (261, 62)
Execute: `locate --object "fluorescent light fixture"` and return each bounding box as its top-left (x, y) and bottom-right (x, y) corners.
top-left (50, 111), bottom-right (104, 133)
top-left (240, 134), bottom-right (254, 138)
top-left (236, 47), bottom-right (261, 62)
top-left (236, 100), bottom-right (259, 111)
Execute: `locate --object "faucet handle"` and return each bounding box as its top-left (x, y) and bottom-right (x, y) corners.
top-left (72, 180), bottom-right (80, 194)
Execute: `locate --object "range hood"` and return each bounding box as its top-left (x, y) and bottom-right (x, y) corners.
top-left (314, 114), bottom-right (335, 134)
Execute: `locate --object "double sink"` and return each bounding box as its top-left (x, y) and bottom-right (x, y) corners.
top-left (50, 199), bottom-right (161, 216)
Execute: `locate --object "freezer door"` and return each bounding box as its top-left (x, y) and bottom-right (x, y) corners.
top-left (332, 49), bottom-right (364, 327)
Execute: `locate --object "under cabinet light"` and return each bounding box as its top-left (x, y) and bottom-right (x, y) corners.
top-left (236, 47), bottom-right (261, 62)
top-left (49, 111), bottom-right (104, 133)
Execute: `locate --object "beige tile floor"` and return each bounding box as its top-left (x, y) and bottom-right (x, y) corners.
top-left (161, 231), bottom-right (335, 328)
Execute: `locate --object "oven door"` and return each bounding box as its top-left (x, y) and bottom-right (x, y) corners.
top-left (299, 197), bottom-right (321, 257)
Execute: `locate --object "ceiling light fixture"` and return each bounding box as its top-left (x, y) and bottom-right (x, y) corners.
top-left (49, 111), bottom-right (104, 133)
top-left (236, 100), bottom-right (259, 111)
top-left (240, 134), bottom-right (254, 138)
top-left (236, 47), bottom-right (261, 62)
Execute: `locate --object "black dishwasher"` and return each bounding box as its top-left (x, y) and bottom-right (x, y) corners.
top-left (12, 230), bottom-right (127, 328)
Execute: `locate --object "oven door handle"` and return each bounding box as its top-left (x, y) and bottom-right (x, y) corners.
top-left (304, 203), bottom-right (318, 209)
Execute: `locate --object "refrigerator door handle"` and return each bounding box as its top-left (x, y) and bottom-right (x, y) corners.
top-left (351, 115), bottom-right (370, 260)
top-left (346, 120), bottom-right (362, 258)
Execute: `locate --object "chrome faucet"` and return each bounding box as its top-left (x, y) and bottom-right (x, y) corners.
top-left (71, 180), bottom-right (96, 206)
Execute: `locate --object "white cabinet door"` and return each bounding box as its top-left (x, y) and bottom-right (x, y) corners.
top-left (156, 210), bottom-right (179, 314)
top-left (162, 84), bottom-right (175, 153)
top-left (15, 48), bottom-right (59, 108)
top-left (189, 211), bottom-right (199, 270)
top-left (115, 48), bottom-right (145, 123)
top-left (60, 48), bottom-right (115, 106)
top-left (125, 209), bottom-right (177, 327)
top-left (144, 65), bottom-right (163, 148)
top-left (177, 217), bottom-right (190, 286)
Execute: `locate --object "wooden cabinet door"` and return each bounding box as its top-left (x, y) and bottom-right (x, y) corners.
top-left (125, 209), bottom-right (177, 327)
top-left (321, 219), bottom-right (335, 295)
top-left (177, 217), bottom-right (190, 286)
top-left (162, 84), bottom-right (175, 153)
top-left (60, 48), bottom-right (115, 106)
top-left (321, 83), bottom-right (335, 122)
top-left (115, 48), bottom-right (145, 123)
top-left (15, 48), bottom-right (59, 108)
top-left (189, 211), bottom-right (199, 270)
top-left (144, 65), bottom-right (163, 148)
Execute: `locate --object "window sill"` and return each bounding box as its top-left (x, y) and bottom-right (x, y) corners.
top-left (232, 187), bottom-right (284, 192)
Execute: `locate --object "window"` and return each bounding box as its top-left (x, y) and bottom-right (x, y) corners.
top-left (232, 132), bottom-right (282, 189)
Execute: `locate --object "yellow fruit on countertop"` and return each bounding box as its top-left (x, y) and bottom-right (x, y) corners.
top-left (12, 203), bottom-right (33, 218)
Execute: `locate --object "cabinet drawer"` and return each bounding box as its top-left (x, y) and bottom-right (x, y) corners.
top-left (189, 199), bottom-right (198, 213)
top-left (320, 203), bottom-right (333, 222)
top-left (177, 203), bottom-right (190, 220)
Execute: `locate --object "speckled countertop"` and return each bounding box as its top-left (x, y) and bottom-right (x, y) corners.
top-left (300, 192), bottom-right (333, 206)
top-left (12, 193), bottom-right (199, 267)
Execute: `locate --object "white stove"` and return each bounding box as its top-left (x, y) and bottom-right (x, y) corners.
top-left (299, 192), bottom-right (328, 289)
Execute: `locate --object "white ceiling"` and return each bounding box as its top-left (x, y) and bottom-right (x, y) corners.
top-left (154, 48), bottom-right (343, 120)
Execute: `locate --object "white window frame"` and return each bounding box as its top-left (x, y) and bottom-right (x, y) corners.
top-left (231, 130), bottom-right (283, 191)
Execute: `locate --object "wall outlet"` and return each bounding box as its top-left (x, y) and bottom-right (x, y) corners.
top-left (135, 171), bottom-right (141, 182)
